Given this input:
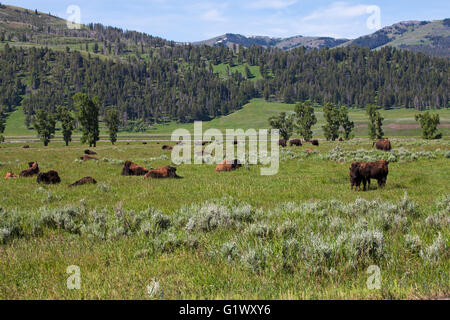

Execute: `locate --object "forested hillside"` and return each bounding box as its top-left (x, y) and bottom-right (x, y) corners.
top-left (0, 4), bottom-right (448, 128)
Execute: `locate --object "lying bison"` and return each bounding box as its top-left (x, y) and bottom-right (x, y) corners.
top-left (84, 150), bottom-right (97, 155)
top-left (20, 162), bottom-right (39, 177)
top-left (279, 139), bottom-right (287, 147)
top-left (37, 170), bottom-right (61, 185)
top-left (290, 139), bottom-right (302, 147)
top-left (162, 145), bottom-right (173, 151)
top-left (216, 159), bottom-right (242, 172)
top-left (145, 166), bottom-right (180, 179)
top-left (373, 139), bottom-right (391, 151)
top-left (4, 172), bottom-right (18, 179)
top-left (311, 139), bottom-right (319, 146)
top-left (23, 145), bottom-right (30, 149)
top-left (81, 155), bottom-right (99, 162)
top-left (122, 161), bottom-right (149, 176)
top-left (350, 160), bottom-right (389, 191)
top-left (69, 177), bottom-right (97, 187)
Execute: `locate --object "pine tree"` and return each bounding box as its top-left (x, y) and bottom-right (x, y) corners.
top-left (339, 106), bottom-right (354, 140)
top-left (366, 104), bottom-right (383, 140)
top-left (294, 100), bottom-right (317, 141)
top-left (74, 93), bottom-right (100, 147)
top-left (268, 112), bottom-right (294, 141)
top-left (415, 111), bottom-right (441, 139)
top-left (0, 107), bottom-right (6, 143)
top-left (105, 108), bottom-right (120, 145)
top-left (322, 102), bottom-right (340, 141)
top-left (57, 106), bottom-right (74, 146)
top-left (33, 109), bottom-right (56, 146)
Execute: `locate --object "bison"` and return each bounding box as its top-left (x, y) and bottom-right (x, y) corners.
top-left (279, 139), bottom-right (287, 147)
top-left (81, 155), bottom-right (98, 162)
top-left (145, 166), bottom-right (180, 179)
top-left (338, 137), bottom-right (344, 142)
top-left (349, 162), bottom-right (363, 191)
top-left (373, 139), bottom-right (391, 151)
top-left (4, 172), bottom-right (18, 179)
top-left (121, 161), bottom-right (149, 176)
top-left (69, 177), bottom-right (97, 187)
top-left (23, 145), bottom-right (30, 149)
top-left (84, 150), bottom-right (97, 155)
top-left (216, 159), bottom-right (242, 172)
top-left (290, 139), bottom-right (302, 147)
top-left (162, 145), bottom-right (173, 151)
top-left (37, 170), bottom-right (61, 185)
top-left (311, 139), bottom-right (319, 146)
top-left (359, 160), bottom-right (389, 190)
top-left (20, 162), bottom-right (39, 177)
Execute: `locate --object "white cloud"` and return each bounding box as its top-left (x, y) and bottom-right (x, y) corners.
top-left (201, 9), bottom-right (227, 22)
top-left (248, 0), bottom-right (298, 10)
top-left (303, 2), bottom-right (373, 21)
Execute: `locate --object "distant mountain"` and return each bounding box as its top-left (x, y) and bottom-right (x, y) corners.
top-left (192, 33), bottom-right (349, 50)
top-left (194, 19), bottom-right (450, 58)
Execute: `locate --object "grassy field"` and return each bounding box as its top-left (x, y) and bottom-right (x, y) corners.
top-left (4, 99), bottom-right (450, 140)
top-left (0, 138), bottom-right (448, 299)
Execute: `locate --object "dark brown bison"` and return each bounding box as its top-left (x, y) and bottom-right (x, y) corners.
top-left (20, 162), bottom-right (39, 177)
top-left (359, 160), bottom-right (389, 190)
top-left (23, 145), bottom-right (30, 149)
top-left (145, 166), bottom-right (180, 179)
top-left (69, 177), bottom-right (97, 187)
top-left (81, 155), bottom-right (98, 162)
top-left (216, 159), bottom-right (242, 172)
top-left (4, 172), bottom-right (18, 179)
top-left (338, 137), bottom-right (344, 142)
top-left (142, 142), bottom-right (147, 145)
top-left (37, 170), bottom-right (61, 185)
top-left (349, 162), bottom-right (363, 191)
top-left (279, 139), bottom-right (287, 147)
top-left (162, 145), bottom-right (173, 151)
top-left (373, 139), bottom-right (391, 151)
top-left (84, 150), bottom-right (97, 155)
top-left (121, 161), bottom-right (149, 176)
top-left (289, 139), bottom-right (302, 147)
top-left (311, 139), bottom-right (319, 146)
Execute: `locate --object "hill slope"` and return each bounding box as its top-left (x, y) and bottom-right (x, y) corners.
top-left (195, 20), bottom-right (450, 57)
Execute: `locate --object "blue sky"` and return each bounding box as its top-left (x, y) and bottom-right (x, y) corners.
top-left (4, 1), bottom-right (450, 41)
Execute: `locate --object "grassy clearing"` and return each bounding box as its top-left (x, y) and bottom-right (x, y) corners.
top-left (0, 138), bottom-right (448, 299)
top-left (4, 99), bottom-right (450, 139)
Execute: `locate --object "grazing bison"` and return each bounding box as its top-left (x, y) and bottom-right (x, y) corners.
top-left (81, 155), bottom-right (98, 162)
top-left (84, 150), bottom-right (97, 155)
top-left (338, 137), bottom-right (344, 142)
top-left (4, 172), bottom-right (18, 179)
top-left (311, 139), bottom-right (319, 146)
top-left (121, 161), bottom-right (149, 176)
top-left (37, 170), bottom-right (61, 185)
top-left (145, 166), bottom-right (181, 179)
top-left (349, 162), bottom-right (363, 191)
top-left (20, 162), bottom-right (39, 177)
top-left (373, 139), bottom-right (391, 151)
top-left (216, 159), bottom-right (242, 172)
top-left (279, 139), bottom-right (287, 147)
top-left (162, 145), bottom-right (173, 151)
top-left (23, 145), bottom-right (30, 149)
top-left (290, 139), bottom-right (302, 147)
top-left (359, 160), bottom-right (389, 190)
top-left (69, 177), bottom-right (97, 187)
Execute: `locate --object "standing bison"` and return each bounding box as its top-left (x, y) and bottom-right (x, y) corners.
top-left (289, 139), bottom-right (302, 147)
top-left (278, 139), bottom-right (287, 147)
top-left (121, 161), bottom-right (149, 176)
top-left (350, 160), bottom-right (389, 191)
top-left (373, 139), bottom-right (391, 151)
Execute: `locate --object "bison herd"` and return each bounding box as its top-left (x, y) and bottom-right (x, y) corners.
top-left (4, 138), bottom-right (393, 192)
